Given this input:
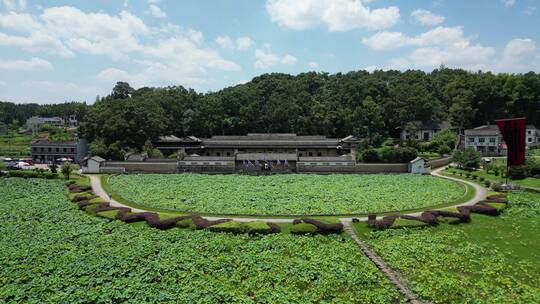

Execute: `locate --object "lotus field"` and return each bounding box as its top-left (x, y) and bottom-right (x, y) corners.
top-left (359, 191), bottom-right (540, 303)
top-left (109, 173), bottom-right (464, 215)
top-left (0, 178), bottom-right (402, 303)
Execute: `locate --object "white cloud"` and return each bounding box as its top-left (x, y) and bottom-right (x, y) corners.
top-left (266, 0), bottom-right (400, 32)
top-left (149, 4), bottom-right (166, 18)
top-left (281, 54), bottom-right (297, 65)
top-left (0, 57), bottom-right (53, 71)
top-left (363, 26), bottom-right (497, 71)
top-left (363, 26), bottom-right (485, 51)
top-left (0, 7), bottom-right (150, 59)
top-left (362, 31), bottom-right (409, 50)
top-left (502, 0), bottom-right (516, 7)
top-left (236, 36), bottom-right (254, 51)
top-left (496, 38), bottom-right (537, 71)
top-left (217, 35), bottom-right (254, 51)
top-left (308, 61), bottom-right (319, 68)
top-left (504, 38), bottom-right (536, 58)
top-left (411, 9), bottom-right (444, 26)
top-left (254, 47), bottom-right (297, 69)
top-left (0, 6), bottom-right (241, 90)
top-left (2, 0), bottom-right (26, 10)
top-left (216, 35), bottom-right (234, 49)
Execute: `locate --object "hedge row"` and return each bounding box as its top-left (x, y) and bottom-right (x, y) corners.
top-left (367, 194), bottom-right (509, 230)
top-left (64, 182), bottom-right (343, 235)
top-left (1, 170), bottom-right (58, 179)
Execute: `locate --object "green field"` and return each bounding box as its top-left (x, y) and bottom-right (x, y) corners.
top-left (109, 173), bottom-right (465, 216)
top-left (355, 191), bottom-right (540, 303)
top-left (0, 132), bottom-right (32, 157)
top-left (446, 166), bottom-right (540, 189)
top-left (0, 178), bottom-right (402, 303)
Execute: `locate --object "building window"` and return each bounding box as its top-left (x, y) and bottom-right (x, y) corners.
top-left (206, 152), bottom-right (210, 156)
top-left (489, 137), bottom-right (496, 143)
top-left (216, 152), bottom-right (221, 157)
top-left (468, 137), bottom-right (475, 143)
top-left (415, 135), bottom-right (419, 139)
top-left (423, 132), bottom-right (429, 140)
top-left (48, 148), bottom-right (52, 152)
top-left (63, 148), bottom-right (67, 153)
top-left (317, 151), bottom-right (322, 157)
top-left (529, 138), bottom-right (533, 143)
top-left (226, 152), bottom-right (231, 156)
top-left (56, 148), bottom-right (59, 152)
top-left (71, 148), bottom-right (75, 153)
top-left (479, 138), bottom-right (485, 143)
top-left (488, 146), bottom-right (495, 152)
top-left (528, 130), bottom-right (532, 134)
top-left (309, 152), bottom-right (313, 156)
top-left (405, 135), bottom-right (410, 139)
top-left (299, 153), bottom-right (303, 157)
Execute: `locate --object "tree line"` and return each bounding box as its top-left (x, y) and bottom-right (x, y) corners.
top-left (1, 67), bottom-right (540, 159)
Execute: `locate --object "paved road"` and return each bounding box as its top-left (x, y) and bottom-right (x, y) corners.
top-left (87, 167), bottom-right (486, 223)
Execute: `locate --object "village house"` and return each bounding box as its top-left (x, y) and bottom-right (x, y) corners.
top-left (26, 116), bottom-right (65, 134)
top-left (30, 139), bottom-right (88, 163)
top-left (464, 124), bottom-right (539, 156)
top-left (398, 120), bottom-right (454, 141)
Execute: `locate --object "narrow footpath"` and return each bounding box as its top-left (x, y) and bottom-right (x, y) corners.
top-left (342, 222), bottom-right (425, 304)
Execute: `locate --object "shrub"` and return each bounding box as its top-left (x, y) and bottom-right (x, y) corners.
top-left (208, 221), bottom-right (246, 234)
top-left (484, 180), bottom-right (491, 188)
top-left (479, 177), bottom-right (485, 181)
top-left (301, 218), bottom-right (343, 234)
top-left (292, 219), bottom-right (302, 225)
top-left (244, 221), bottom-right (274, 235)
top-left (469, 204), bottom-right (499, 216)
top-left (471, 174), bottom-right (478, 179)
top-left (290, 223), bottom-right (318, 235)
top-left (451, 170), bottom-right (457, 175)
top-left (491, 182), bottom-right (503, 192)
top-left (266, 222), bottom-right (281, 233)
top-left (465, 173), bottom-right (471, 178)
top-left (191, 215), bottom-right (231, 229)
top-left (437, 144), bottom-right (451, 155)
top-left (508, 165), bottom-right (527, 180)
top-left (361, 148), bottom-right (380, 163)
top-left (176, 218), bottom-right (195, 229)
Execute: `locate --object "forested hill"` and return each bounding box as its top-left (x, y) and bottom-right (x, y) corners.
top-left (0, 101), bottom-right (89, 127)
top-left (2, 68), bottom-right (540, 157)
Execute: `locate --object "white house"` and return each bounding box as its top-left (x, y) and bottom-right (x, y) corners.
top-left (81, 156), bottom-right (106, 173)
top-left (399, 120), bottom-right (454, 141)
top-left (409, 157), bottom-right (431, 174)
top-left (464, 124), bottom-right (538, 156)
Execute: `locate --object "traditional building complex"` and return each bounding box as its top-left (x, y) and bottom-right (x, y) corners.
top-left (153, 133), bottom-right (360, 159)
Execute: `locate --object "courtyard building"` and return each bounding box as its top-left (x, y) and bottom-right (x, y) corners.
top-left (399, 120), bottom-right (454, 141)
top-left (153, 133), bottom-right (360, 159)
top-left (30, 139), bottom-right (88, 163)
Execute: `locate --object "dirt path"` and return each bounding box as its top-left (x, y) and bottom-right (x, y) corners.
top-left (87, 166), bottom-right (486, 223)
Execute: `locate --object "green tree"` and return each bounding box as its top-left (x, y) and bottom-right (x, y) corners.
top-left (449, 95), bottom-right (475, 133)
top-left (111, 82), bottom-right (135, 99)
top-left (453, 148), bottom-right (481, 170)
top-left (61, 162), bottom-right (73, 180)
top-left (432, 128), bottom-right (457, 150)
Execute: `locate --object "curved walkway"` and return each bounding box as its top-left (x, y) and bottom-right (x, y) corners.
top-left (87, 166), bottom-right (486, 223)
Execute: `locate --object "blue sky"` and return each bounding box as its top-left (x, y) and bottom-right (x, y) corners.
top-left (0, 0), bottom-right (539, 103)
